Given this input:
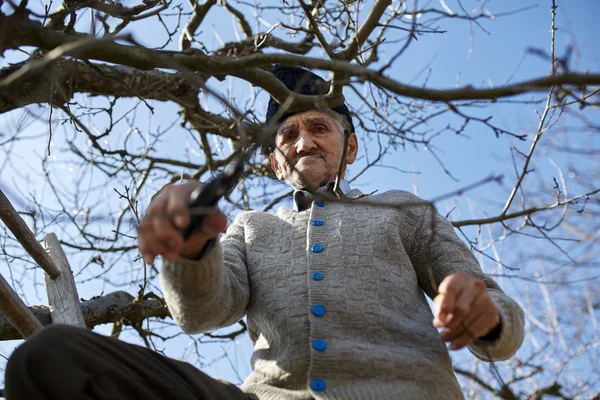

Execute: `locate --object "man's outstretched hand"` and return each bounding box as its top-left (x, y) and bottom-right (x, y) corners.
top-left (433, 271), bottom-right (500, 351)
top-left (137, 181), bottom-right (228, 264)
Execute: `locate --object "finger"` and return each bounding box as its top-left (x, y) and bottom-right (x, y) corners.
top-left (448, 310), bottom-right (491, 350)
top-left (445, 302), bottom-right (498, 349)
top-left (174, 213), bottom-right (228, 260)
top-left (460, 289), bottom-right (491, 330)
top-left (437, 277), bottom-right (464, 325)
top-left (138, 241), bottom-right (155, 264)
top-left (200, 213), bottom-right (228, 235)
top-left (137, 221), bottom-right (159, 264)
top-left (463, 305), bottom-right (499, 339)
top-left (441, 321), bottom-right (476, 349)
top-left (138, 186), bottom-right (174, 263)
top-left (444, 278), bottom-right (485, 331)
top-left (439, 325), bottom-right (464, 343)
top-left (166, 182), bottom-right (199, 229)
top-left (142, 223), bottom-right (172, 259)
top-left (432, 294), bottom-right (446, 328)
top-left (144, 186), bottom-right (171, 218)
top-left (168, 200), bottom-right (190, 230)
top-left (151, 210), bottom-right (184, 256)
top-left (449, 331), bottom-right (474, 351)
top-left (440, 309), bottom-right (483, 344)
top-left (155, 184), bottom-right (202, 250)
top-left (468, 313), bottom-right (499, 340)
top-left (181, 213), bottom-right (227, 248)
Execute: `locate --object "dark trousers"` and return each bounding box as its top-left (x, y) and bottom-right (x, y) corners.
top-left (5, 324), bottom-right (252, 400)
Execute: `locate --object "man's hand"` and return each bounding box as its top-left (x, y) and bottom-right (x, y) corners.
top-left (433, 271), bottom-right (499, 350)
top-left (137, 181), bottom-right (228, 264)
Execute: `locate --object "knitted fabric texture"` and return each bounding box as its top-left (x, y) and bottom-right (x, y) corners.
top-left (161, 190), bottom-right (525, 400)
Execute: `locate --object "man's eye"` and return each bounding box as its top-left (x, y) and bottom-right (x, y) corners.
top-left (315, 125), bottom-right (328, 133)
top-left (282, 131), bottom-right (296, 142)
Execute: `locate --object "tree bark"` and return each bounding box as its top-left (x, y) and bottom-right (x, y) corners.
top-left (0, 291), bottom-right (170, 340)
top-left (0, 58), bottom-right (204, 114)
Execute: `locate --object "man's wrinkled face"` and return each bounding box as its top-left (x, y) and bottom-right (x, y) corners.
top-left (269, 110), bottom-right (358, 190)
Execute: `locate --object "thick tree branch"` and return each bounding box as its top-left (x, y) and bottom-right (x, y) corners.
top-left (0, 58), bottom-right (272, 154)
top-left (47, 0), bottom-right (166, 30)
top-left (213, 34), bottom-right (314, 57)
top-left (0, 58), bottom-right (205, 114)
top-left (2, 14), bottom-right (598, 109)
top-left (0, 291), bottom-right (169, 340)
top-left (216, 55), bottom-right (600, 103)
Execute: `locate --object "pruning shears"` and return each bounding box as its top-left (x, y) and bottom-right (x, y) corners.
top-left (182, 145), bottom-right (256, 241)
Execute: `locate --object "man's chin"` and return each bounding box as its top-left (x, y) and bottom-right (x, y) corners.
top-left (288, 171), bottom-right (330, 190)
top-left (296, 157), bottom-right (322, 166)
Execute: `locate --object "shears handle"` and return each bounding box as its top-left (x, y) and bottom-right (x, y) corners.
top-left (181, 146), bottom-right (251, 241)
top-left (182, 178), bottom-right (228, 241)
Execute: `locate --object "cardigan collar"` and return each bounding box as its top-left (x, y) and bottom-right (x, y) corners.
top-left (293, 179), bottom-right (353, 212)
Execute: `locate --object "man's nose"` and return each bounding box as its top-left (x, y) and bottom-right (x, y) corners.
top-left (295, 130), bottom-right (316, 153)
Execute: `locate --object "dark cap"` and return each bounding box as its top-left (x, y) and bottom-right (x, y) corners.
top-left (263, 65), bottom-right (354, 154)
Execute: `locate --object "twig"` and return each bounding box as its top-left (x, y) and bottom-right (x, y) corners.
top-left (429, 175), bottom-right (504, 204)
top-left (337, 0), bottom-right (391, 60)
top-left (297, 0), bottom-right (335, 59)
top-left (454, 188), bottom-right (600, 228)
top-left (180, 0), bottom-right (217, 50)
top-left (501, 1), bottom-right (559, 215)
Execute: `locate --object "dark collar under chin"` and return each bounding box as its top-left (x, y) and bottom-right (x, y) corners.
top-left (292, 180), bottom-right (353, 212)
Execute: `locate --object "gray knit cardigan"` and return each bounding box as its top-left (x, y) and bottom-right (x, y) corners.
top-left (160, 189), bottom-right (525, 400)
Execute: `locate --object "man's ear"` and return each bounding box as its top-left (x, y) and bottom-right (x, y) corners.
top-left (344, 133), bottom-right (359, 165)
top-left (269, 151), bottom-right (285, 180)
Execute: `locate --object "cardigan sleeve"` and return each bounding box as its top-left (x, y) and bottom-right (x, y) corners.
top-left (159, 213), bottom-right (250, 334)
top-left (408, 195), bottom-right (525, 362)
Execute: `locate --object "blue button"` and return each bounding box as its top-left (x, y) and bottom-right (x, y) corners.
top-left (311, 379), bottom-right (326, 392)
top-left (312, 304), bottom-right (325, 316)
top-left (312, 272), bottom-right (324, 281)
top-left (314, 201), bottom-right (325, 208)
top-left (311, 244), bottom-right (324, 253)
top-left (312, 219), bottom-right (324, 226)
top-left (313, 339), bottom-right (327, 351)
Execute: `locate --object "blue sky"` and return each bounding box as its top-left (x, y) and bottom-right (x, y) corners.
top-left (1, 0), bottom-right (599, 395)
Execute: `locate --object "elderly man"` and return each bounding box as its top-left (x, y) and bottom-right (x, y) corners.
top-left (5, 66), bottom-right (524, 400)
